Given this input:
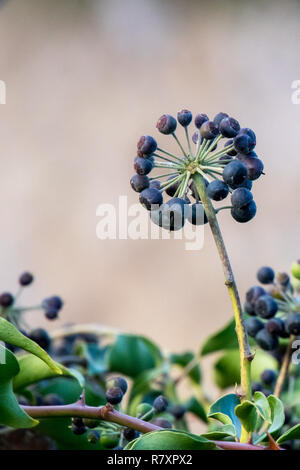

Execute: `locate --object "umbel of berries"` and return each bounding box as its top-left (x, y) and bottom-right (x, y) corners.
top-left (245, 262), bottom-right (300, 353)
top-left (130, 110), bottom-right (263, 230)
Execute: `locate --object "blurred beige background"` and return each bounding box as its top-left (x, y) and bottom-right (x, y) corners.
top-left (0, 0), bottom-right (299, 370)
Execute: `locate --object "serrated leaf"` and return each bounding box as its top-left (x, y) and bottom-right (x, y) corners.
top-left (107, 334), bottom-right (162, 378)
top-left (0, 317), bottom-right (61, 374)
top-left (0, 344), bottom-right (38, 428)
top-left (277, 423), bottom-right (300, 444)
top-left (201, 424), bottom-right (236, 440)
top-left (13, 354), bottom-right (84, 392)
top-left (124, 430), bottom-right (216, 450)
top-left (201, 319), bottom-right (238, 356)
top-left (184, 396), bottom-right (207, 423)
top-left (208, 394), bottom-right (241, 438)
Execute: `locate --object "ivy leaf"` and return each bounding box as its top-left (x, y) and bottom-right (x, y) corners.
top-left (124, 430), bottom-right (216, 450)
top-left (277, 423), bottom-right (300, 444)
top-left (200, 319), bottom-right (238, 356)
top-left (170, 351), bottom-right (201, 384)
top-left (13, 354), bottom-right (84, 392)
top-left (107, 334), bottom-right (162, 378)
top-left (268, 395), bottom-right (285, 434)
top-left (208, 393), bottom-right (241, 438)
top-left (235, 401), bottom-right (260, 433)
top-left (254, 391), bottom-right (271, 423)
top-left (0, 317), bottom-right (61, 374)
top-left (184, 396), bottom-right (207, 423)
top-left (201, 424), bottom-right (237, 440)
top-left (0, 344), bottom-right (38, 428)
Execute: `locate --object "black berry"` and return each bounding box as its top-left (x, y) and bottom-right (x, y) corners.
top-left (224, 139), bottom-right (237, 156)
top-left (244, 301), bottom-right (256, 316)
top-left (165, 176), bottom-right (182, 197)
top-left (139, 188), bottom-right (163, 210)
top-left (151, 418), bottom-right (172, 429)
top-left (255, 328), bottom-right (279, 351)
top-left (149, 180), bottom-right (161, 190)
top-left (42, 296), bottom-right (63, 311)
top-left (219, 117), bottom-right (240, 138)
top-left (255, 295), bottom-right (278, 319)
top-left (246, 286), bottom-right (266, 305)
top-left (161, 198), bottom-right (188, 231)
top-left (107, 377), bottom-right (128, 395)
top-left (257, 266), bottom-right (275, 284)
top-left (238, 154), bottom-right (264, 180)
top-left (170, 405), bottom-right (186, 420)
top-left (123, 427), bottom-right (139, 442)
top-left (231, 188), bottom-right (253, 208)
top-left (137, 135), bottom-right (157, 156)
top-left (153, 395), bottom-right (168, 412)
top-left (223, 160), bottom-right (247, 187)
top-left (0, 292), bottom-right (14, 308)
top-left (266, 318), bottom-right (287, 337)
top-left (234, 128), bottom-right (256, 154)
top-left (200, 121), bottom-right (219, 140)
top-left (207, 180), bottom-right (229, 201)
top-left (45, 308), bottom-right (59, 320)
top-left (134, 156), bottom-right (154, 175)
top-left (194, 113), bottom-right (209, 129)
top-left (187, 203), bottom-right (208, 226)
top-left (19, 272), bottom-right (34, 286)
top-left (245, 317), bottom-right (264, 337)
top-left (156, 114), bottom-right (177, 135)
top-left (252, 382), bottom-right (263, 393)
top-left (285, 313), bottom-right (300, 335)
top-left (130, 174), bottom-right (149, 193)
top-left (213, 112), bottom-right (228, 128)
top-left (231, 200), bottom-right (256, 223)
top-left (261, 369), bottom-right (277, 386)
top-left (177, 109), bottom-right (192, 127)
top-left (106, 387), bottom-right (123, 405)
top-left (29, 328), bottom-right (51, 350)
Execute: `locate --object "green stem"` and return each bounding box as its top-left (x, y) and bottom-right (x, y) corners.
top-left (274, 337), bottom-right (294, 398)
top-left (192, 173), bottom-right (253, 443)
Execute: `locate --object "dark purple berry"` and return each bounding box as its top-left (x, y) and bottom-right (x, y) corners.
top-left (187, 203), bottom-right (208, 226)
top-left (200, 121), bottom-right (219, 140)
top-left (252, 382), bottom-right (263, 393)
top-left (0, 292), bottom-right (14, 308)
top-left (231, 188), bottom-right (253, 208)
top-left (107, 377), bottom-right (128, 394)
top-left (45, 308), bottom-right (59, 320)
top-left (238, 154), bottom-right (264, 180)
top-left (231, 200), bottom-right (256, 223)
top-left (276, 272), bottom-right (290, 287)
top-left (71, 423), bottom-right (86, 435)
top-left (255, 295), bottom-right (278, 319)
top-left (177, 109), bottom-right (192, 127)
top-left (244, 301), bottom-right (256, 316)
top-left (228, 178), bottom-right (253, 191)
top-left (266, 318), bottom-right (287, 337)
top-left (29, 328), bottom-right (51, 350)
top-left (207, 180), bottom-right (229, 201)
top-left (246, 286), bottom-right (266, 305)
top-left (139, 188), bottom-right (163, 210)
top-left (106, 387), bottom-right (123, 405)
top-left (161, 198), bottom-right (188, 231)
top-left (219, 117), bottom-right (240, 138)
top-left (285, 313), bottom-right (300, 335)
top-left (19, 272), bottom-right (34, 286)
top-left (130, 174), bottom-right (150, 193)
top-left (194, 113), bottom-right (209, 129)
top-left (149, 180), bottom-right (161, 190)
top-left (42, 296), bottom-right (63, 311)
top-left (245, 317), bottom-right (264, 337)
top-left (137, 135), bottom-right (157, 156)
top-left (261, 369), bottom-right (277, 386)
top-left (257, 267), bottom-right (275, 285)
top-left (156, 114), bottom-right (177, 135)
top-left (153, 395), bottom-right (168, 412)
top-left (165, 176), bottom-right (182, 197)
top-left (123, 427), bottom-right (139, 442)
top-left (213, 112), bottom-right (228, 128)
top-left (151, 418), bottom-right (172, 429)
top-left (256, 328), bottom-right (279, 351)
top-left (223, 160), bottom-right (247, 187)
top-left (170, 405), bottom-right (186, 420)
top-left (224, 139), bottom-right (237, 156)
top-left (189, 178), bottom-right (209, 201)
top-left (134, 156), bottom-right (154, 175)
top-left (234, 128), bottom-right (256, 154)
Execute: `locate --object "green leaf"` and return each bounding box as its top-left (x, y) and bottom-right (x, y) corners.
top-left (208, 394), bottom-right (241, 438)
top-left (235, 401), bottom-right (260, 433)
top-left (201, 319), bottom-right (238, 356)
top-left (184, 396), bottom-right (207, 423)
top-left (0, 317), bottom-right (61, 374)
top-left (0, 344), bottom-right (38, 428)
top-left (201, 424), bottom-right (236, 440)
top-left (254, 391), bottom-right (271, 423)
top-left (277, 423), bottom-right (300, 444)
top-left (107, 334), bottom-right (162, 378)
top-left (13, 354), bottom-right (84, 392)
top-left (268, 395), bottom-right (285, 434)
top-left (125, 430), bottom-right (216, 450)
top-left (170, 351), bottom-right (201, 384)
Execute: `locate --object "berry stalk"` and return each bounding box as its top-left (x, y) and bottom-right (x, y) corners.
top-left (192, 172), bottom-right (253, 442)
top-left (274, 336), bottom-right (295, 398)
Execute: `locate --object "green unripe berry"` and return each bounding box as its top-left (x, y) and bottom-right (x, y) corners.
top-left (100, 432), bottom-right (120, 449)
top-left (136, 403), bottom-right (154, 421)
top-left (291, 260), bottom-right (300, 280)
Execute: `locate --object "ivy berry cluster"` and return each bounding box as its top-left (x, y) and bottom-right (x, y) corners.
top-left (130, 110), bottom-right (264, 230)
top-left (245, 261), bottom-right (300, 352)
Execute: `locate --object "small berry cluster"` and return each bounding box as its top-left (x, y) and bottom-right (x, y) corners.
top-left (130, 110), bottom-right (263, 230)
top-left (245, 262), bottom-right (300, 351)
top-left (251, 368), bottom-right (277, 396)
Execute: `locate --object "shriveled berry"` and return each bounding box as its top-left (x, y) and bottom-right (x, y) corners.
top-left (291, 260), bottom-right (300, 280)
top-left (231, 188), bottom-right (253, 208)
top-left (200, 121), bottom-right (219, 140)
top-left (207, 180), bottom-right (229, 201)
top-left (151, 418), bottom-right (172, 429)
top-left (170, 405), bottom-right (186, 420)
top-left (261, 369), bottom-right (277, 386)
top-left (255, 295), bottom-right (278, 319)
top-left (137, 135), bottom-right (157, 155)
top-left (139, 188), bottom-right (163, 210)
top-left (238, 154), bottom-right (264, 180)
top-left (177, 109), bottom-right (192, 127)
top-left (106, 387), bottom-right (123, 405)
top-left (130, 174), bottom-right (149, 193)
top-left (246, 286), bottom-right (266, 305)
top-left (29, 328), bottom-right (51, 350)
top-left (223, 160), bottom-right (247, 187)
top-left (257, 266), bottom-right (275, 284)
top-left (156, 114), bottom-right (177, 134)
top-left (134, 156), bottom-right (154, 175)
top-left (285, 313), bottom-right (300, 335)
top-left (256, 328), bottom-right (279, 351)
top-left (123, 427), bottom-right (139, 442)
top-left (245, 317), bottom-right (264, 337)
top-left (0, 292), bottom-right (14, 308)
top-left (87, 430), bottom-right (100, 444)
top-left (219, 117), bottom-right (240, 138)
top-left (234, 128), bottom-right (256, 154)
top-left (231, 200), bottom-right (256, 223)
top-left (187, 203), bottom-right (208, 225)
top-left (107, 377), bottom-right (128, 394)
top-left (194, 113), bottom-right (209, 129)
top-left (19, 272), bottom-right (34, 286)
top-left (213, 112), bottom-right (228, 128)
top-left (153, 395), bottom-right (168, 412)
